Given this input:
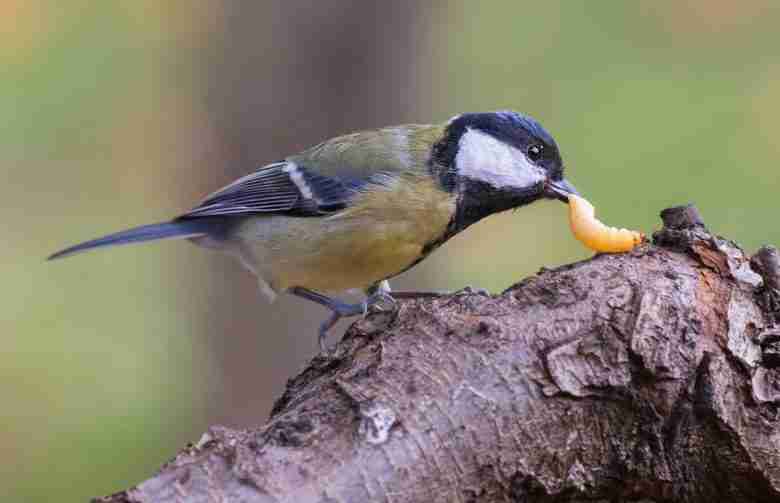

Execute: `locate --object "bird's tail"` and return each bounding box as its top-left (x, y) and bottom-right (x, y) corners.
top-left (48, 219), bottom-right (218, 260)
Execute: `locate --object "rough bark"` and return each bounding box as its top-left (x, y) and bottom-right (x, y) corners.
top-left (96, 207), bottom-right (780, 503)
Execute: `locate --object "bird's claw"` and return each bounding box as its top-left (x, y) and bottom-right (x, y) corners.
top-left (291, 285), bottom-right (399, 354)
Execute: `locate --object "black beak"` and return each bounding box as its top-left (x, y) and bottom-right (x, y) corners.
top-left (545, 178), bottom-right (579, 202)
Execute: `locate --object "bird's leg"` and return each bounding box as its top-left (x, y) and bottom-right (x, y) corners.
top-left (291, 283), bottom-right (489, 352)
top-left (290, 286), bottom-right (390, 352)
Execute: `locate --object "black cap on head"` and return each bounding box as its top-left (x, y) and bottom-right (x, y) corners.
top-left (430, 111), bottom-right (565, 191)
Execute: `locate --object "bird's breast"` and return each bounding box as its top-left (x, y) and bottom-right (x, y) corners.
top-left (234, 175), bottom-right (456, 294)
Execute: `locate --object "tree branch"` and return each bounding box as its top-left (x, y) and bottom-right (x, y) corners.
top-left (96, 206), bottom-right (780, 503)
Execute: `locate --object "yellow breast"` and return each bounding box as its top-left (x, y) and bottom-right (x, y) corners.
top-left (247, 175), bottom-right (455, 294)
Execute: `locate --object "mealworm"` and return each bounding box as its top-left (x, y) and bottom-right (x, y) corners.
top-left (568, 194), bottom-right (644, 253)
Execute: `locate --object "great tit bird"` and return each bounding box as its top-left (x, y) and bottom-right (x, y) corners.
top-left (50, 111), bottom-right (578, 351)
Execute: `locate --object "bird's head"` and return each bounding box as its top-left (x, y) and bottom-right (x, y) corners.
top-left (431, 111), bottom-right (578, 232)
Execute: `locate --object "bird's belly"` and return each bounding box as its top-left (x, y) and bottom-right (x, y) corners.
top-left (274, 228), bottom-right (426, 293)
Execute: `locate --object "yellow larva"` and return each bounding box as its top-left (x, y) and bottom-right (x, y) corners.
top-left (568, 194), bottom-right (644, 253)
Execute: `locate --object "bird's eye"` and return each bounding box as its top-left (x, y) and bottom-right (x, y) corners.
top-left (527, 144), bottom-right (544, 162)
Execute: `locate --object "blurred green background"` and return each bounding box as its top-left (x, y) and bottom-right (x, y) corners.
top-left (3, 1), bottom-right (780, 500)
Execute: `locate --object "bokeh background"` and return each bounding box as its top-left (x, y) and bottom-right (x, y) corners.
top-left (3, 1), bottom-right (780, 500)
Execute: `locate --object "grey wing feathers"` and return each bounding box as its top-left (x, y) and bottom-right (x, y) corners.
top-left (179, 161), bottom-right (359, 219)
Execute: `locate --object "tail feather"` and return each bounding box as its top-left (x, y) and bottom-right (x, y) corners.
top-left (48, 220), bottom-right (215, 260)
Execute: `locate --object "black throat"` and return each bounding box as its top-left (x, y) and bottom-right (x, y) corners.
top-left (451, 178), bottom-right (544, 237)
top-left (422, 111), bottom-right (551, 258)
top-left (417, 178), bottom-right (544, 263)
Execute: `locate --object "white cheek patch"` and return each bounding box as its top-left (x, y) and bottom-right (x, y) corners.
top-left (455, 128), bottom-right (546, 190)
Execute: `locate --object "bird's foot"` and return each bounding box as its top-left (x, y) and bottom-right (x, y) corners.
top-left (290, 287), bottom-right (398, 353)
top-left (292, 284), bottom-right (489, 353)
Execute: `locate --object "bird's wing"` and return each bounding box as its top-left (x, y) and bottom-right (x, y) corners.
top-left (179, 161), bottom-right (355, 218)
top-left (179, 125), bottom-right (440, 219)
